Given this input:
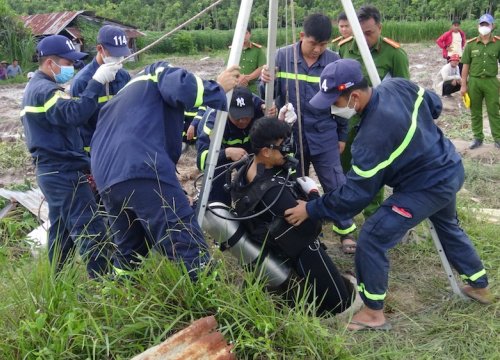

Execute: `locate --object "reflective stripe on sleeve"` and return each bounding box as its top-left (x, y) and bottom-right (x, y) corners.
top-left (200, 150), bottom-right (209, 171)
top-left (223, 136), bottom-right (250, 146)
top-left (352, 87), bottom-right (426, 178)
top-left (460, 269), bottom-right (486, 282)
top-left (20, 91), bottom-right (65, 116)
top-left (194, 75), bottom-right (204, 107)
top-left (276, 72), bottom-right (320, 84)
top-left (357, 283), bottom-right (386, 301)
top-left (98, 95), bottom-right (113, 103)
top-left (119, 66), bottom-right (167, 91)
top-left (203, 123), bottom-right (212, 135)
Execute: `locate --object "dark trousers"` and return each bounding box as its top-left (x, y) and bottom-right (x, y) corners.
top-left (355, 165), bottom-right (487, 310)
top-left (297, 140), bottom-right (356, 235)
top-left (295, 239), bottom-right (351, 314)
top-left (36, 169), bottom-right (109, 278)
top-left (101, 179), bottom-right (210, 277)
top-left (442, 80), bottom-right (461, 96)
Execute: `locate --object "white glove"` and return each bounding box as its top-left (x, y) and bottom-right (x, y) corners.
top-left (92, 63), bottom-right (122, 84)
top-left (278, 103), bottom-right (298, 125)
top-left (297, 176), bottom-right (319, 194)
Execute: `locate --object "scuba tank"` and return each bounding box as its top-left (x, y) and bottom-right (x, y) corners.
top-left (203, 202), bottom-right (293, 290)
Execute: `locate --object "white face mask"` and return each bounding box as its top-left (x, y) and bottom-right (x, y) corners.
top-left (478, 26), bottom-right (492, 36)
top-left (103, 56), bottom-right (124, 64)
top-left (331, 94), bottom-right (357, 119)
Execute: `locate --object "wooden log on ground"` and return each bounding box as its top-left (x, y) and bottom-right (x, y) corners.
top-left (131, 316), bottom-right (236, 360)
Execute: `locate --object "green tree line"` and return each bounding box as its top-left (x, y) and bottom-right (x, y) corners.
top-left (6, 0), bottom-right (498, 32)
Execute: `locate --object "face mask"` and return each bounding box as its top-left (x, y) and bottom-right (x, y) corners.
top-left (478, 26), bottom-right (492, 36)
top-left (103, 56), bottom-right (124, 64)
top-left (51, 61), bottom-right (75, 84)
top-left (331, 94), bottom-right (357, 119)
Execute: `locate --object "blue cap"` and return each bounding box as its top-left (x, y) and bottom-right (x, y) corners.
top-left (37, 35), bottom-right (87, 61)
top-left (478, 14), bottom-right (494, 25)
top-left (97, 25), bottom-right (131, 57)
top-left (309, 59), bottom-right (364, 109)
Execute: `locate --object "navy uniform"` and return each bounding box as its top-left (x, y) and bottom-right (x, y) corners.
top-left (340, 36), bottom-right (410, 218)
top-left (182, 105), bottom-right (206, 145)
top-left (71, 25), bottom-right (132, 151)
top-left (20, 35), bottom-right (120, 277)
top-left (307, 61), bottom-right (488, 310)
top-left (263, 42), bottom-right (355, 236)
top-left (71, 58), bottom-right (130, 150)
top-left (196, 87), bottom-right (265, 205)
top-left (91, 61), bottom-right (229, 275)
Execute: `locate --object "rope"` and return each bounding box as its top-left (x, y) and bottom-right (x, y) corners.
top-left (289, 0), bottom-right (305, 177)
top-left (118, 0), bottom-right (224, 65)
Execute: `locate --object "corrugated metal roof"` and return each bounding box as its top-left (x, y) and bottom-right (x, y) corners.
top-left (21, 11), bottom-right (86, 36)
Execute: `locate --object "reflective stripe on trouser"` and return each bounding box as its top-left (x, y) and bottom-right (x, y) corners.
top-left (297, 134), bottom-right (356, 235)
top-left (101, 178), bottom-right (211, 279)
top-left (340, 115), bottom-right (384, 218)
top-left (355, 165), bottom-right (487, 310)
top-left (36, 169), bottom-right (109, 277)
top-left (468, 76), bottom-right (500, 141)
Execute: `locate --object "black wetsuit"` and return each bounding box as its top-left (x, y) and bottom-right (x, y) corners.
top-left (231, 161), bottom-right (351, 314)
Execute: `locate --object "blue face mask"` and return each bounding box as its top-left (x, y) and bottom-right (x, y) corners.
top-left (51, 61), bottom-right (75, 84)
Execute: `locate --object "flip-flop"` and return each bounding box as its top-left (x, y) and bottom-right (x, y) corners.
top-left (348, 319), bottom-right (392, 331)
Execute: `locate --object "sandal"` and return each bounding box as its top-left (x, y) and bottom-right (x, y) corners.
top-left (340, 234), bottom-right (357, 254)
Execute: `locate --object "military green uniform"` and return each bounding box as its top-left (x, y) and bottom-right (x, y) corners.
top-left (336, 36), bottom-right (353, 59)
top-left (239, 42), bottom-right (266, 94)
top-left (340, 36), bottom-right (410, 217)
top-left (330, 35), bottom-right (343, 53)
top-left (461, 35), bottom-right (500, 142)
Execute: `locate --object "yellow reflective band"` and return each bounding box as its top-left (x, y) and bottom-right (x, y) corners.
top-left (184, 111), bottom-right (198, 117)
top-left (98, 95), bottom-right (113, 103)
top-left (120, 66), bottom-right (166, 91)
top-left (199, 105), bottom-right (207, 111)
top-left (460, 269), bottom-right (486, 282)
top-left (352, 87), bottom-right (425, 178)
top-left (83, 146), bottom-right (91, 153)
top-left (203, 123), bottom-right (212, 135)
top-left (332, 223), bottom-right (357, 235)
top-left (194, 115), bottom-right (203, 120)
top-left (223, 137), bottom-right (250, 146)
top-left (194, 75), bottom-right (204, 107)
top-left (20, 91), bottom-right (64, 116)
top-left (200, 150), bottom-right (209, 171)
top-left (357, 283), bottom-right (386, 301)
top-left (276, 72), bottom-right (320, 83)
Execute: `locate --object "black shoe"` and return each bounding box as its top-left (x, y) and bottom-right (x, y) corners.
top-left (469, 139), bottom-right (483, 150)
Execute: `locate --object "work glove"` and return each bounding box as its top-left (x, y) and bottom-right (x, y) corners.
top-left (278, 103), bottom-right (297, 125)
top-left (297, 176), bottom-right (319, 194)
top-left (92, 63), bottom-right (122, 84)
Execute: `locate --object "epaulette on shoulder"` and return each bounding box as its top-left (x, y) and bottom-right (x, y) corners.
top-left (382, 37), bottom-right (400, 48)
top-left (331, 35), bottom-right (343, 44)
top-left (467, 37), bottom-right (477, 43)
top-left (338, 36), bottom-right (353, 46)
top-left (251, 42), bottom-right (262, 48)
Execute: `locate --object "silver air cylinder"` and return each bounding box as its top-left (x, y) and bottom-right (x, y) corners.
top-left (203, 202), bottom-right (292, 289)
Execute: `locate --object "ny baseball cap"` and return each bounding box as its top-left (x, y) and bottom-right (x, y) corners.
top-left (478, 14), bottom-right (494, 25)
top-left (37, 35), bottom-right (87, 61)
top-left (310, 59), bottom-right (364, 109)
top-left (97, 25), bottom-right (131, 57)
top-left (229, 86), bottom-right (255, 119)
